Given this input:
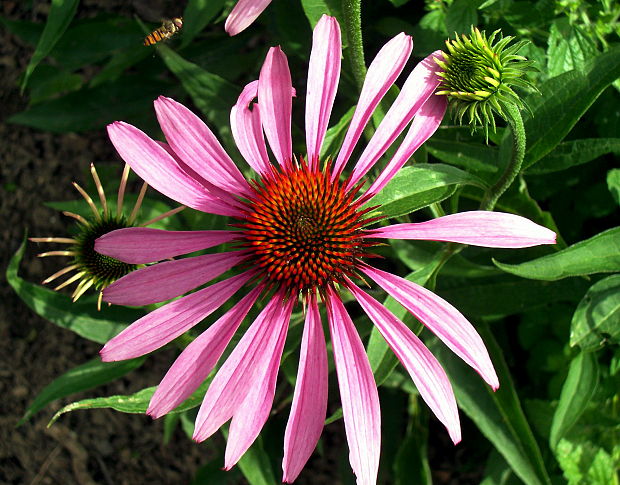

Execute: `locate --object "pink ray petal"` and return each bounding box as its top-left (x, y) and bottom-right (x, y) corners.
top-left (305, 15), bottom-right (341, 169)
top-left (100, 272), bottom-right (252, 362)
top-left (348, 281), bottom-right (461, 444)
top-left (154, 96), bottom-right (250, 197)
top-left (224, 296), bottom-right (293, 468)
top-left (347, 51), bottom-right (444, 190)
top-left (225, 0), bottom-right (273, 36)
top-left (95, 228), bottom-right (239, 264)
top-left (361, 265), bottom-right (499, 390)
top-left (147, 286), bottom-right (262, 419)
top-left (326, 288), bottom-right (380, 485)
top-left (282, 293), bottom-right (328, 482)
top-left (107, 122), bottom-right (240, 217)
top-left (193, 293), bottom-right (291, 442)
top-left (367, 211), bottom-right (557, 248)
top-left (259, 46), bottom-right (293, 166)
top-left (103, 251), bottom-right (247, 306)
top-left (365, 94), bottom-right (448, 198)
top-left (230, 80), bottom-right (271, 175)
top-left (331, 33), bottom-right (413, 179)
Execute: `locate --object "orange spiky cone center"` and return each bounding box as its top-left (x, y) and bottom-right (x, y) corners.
top-left (236, 159), bottom-right (380, 294)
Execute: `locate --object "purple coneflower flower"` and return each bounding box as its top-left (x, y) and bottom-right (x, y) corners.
top-left (95, 16), bottom-right (555, 484)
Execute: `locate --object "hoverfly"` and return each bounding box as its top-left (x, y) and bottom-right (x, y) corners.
top-left (143, 17), bottom-right (183, 46)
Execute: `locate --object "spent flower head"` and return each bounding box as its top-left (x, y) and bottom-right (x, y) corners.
top-left (30, 163), bottom-right (184, 309)
top-left (435, 26), bottom-right (536, 138)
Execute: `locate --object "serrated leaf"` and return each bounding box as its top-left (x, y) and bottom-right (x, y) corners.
top-left (21, 0), bottom-right (79, 90)
top-left (49, 379), bottom-right (210, 426)
top-left (429, 326), bottom-right (552, 485)
top-left (19, 356), bottom-right (145, 426)
top-left (370, 164), bottom-right (486, 218)
top-left (7, 237), bottom-right (142, 344)
top-left (525, 138), bottom-right (620, 174)
top-left (570, 274), bottom-right (620, 350)
top-left (494, 227), bottom-right (620, 280)
top-left (521, 46), bottom-right (620, 167)
top-left (547, 20), bottom-right (599, 78)
top-left (549, 351), bottom-right (599, 450)
top-left (556, 438), bottom-right (618, 485)
top-left (445, 0), bottom-right (478, 34)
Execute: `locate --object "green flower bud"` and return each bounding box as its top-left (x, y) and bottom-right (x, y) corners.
top-left (435, 27), bottom-right (536, 139)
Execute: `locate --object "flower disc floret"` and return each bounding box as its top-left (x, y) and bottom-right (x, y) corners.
top-left (237, 159), bottom-right (378, 293)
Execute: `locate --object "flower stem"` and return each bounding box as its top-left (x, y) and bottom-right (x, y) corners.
top-left (342, 0), bottom-right (366, 92)
top-left (479, 103), bottom-right (526, 211)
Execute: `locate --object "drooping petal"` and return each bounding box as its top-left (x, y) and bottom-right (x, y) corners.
top-left (365, 94), bottom-right (448, 198)
top-left (147, 286), bottom-right (261, 419)
top-left (230, 80), bottom-right (271, 175)
top-left (348, 281), bottom-right (461, 444)
top-left (347, 51), bottom-right (444, 190)
top-left (193, 293), bottom-right (290, 442)
top-left (367, 211), bottom-right (557, 248)
top-left (361, 265), bottom-right (499, 389)
top-left (282, 293), bottom-right (328, 483)
top-left (331, 33), bottom-right (413, 178)
top-left (107, 122), bottom-right (240, 217)
top-left (225, 0), bottom-right (273, 36)
top-left (306, 15), bottom-right (341, 168)
top-left (259, 47), bottom-right (293, 166)
top-left (103, 251), bottom-right (247, 306)
top-left (100, 272), bottom-right (251, 362)
top-left (154, 96), bottom-right (250, 197)
top-left (224, 296), bottom-right (293, 468)
top-left (95, 228), bottom-right (239, 264)
top-left (326, 288), bottom-right (380, 485)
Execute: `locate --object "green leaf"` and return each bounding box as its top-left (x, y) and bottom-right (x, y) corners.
top-left (181, 0), bottom-right (227, 47)
top-left (27, 64), bottom-right (83, 104)
top-left (439, 277), bottom-right (590, 317)
top-left (556, 438), bottom-right (618, 485)
top-left (570, 274), bottom-right (620, 350)
top-left (9, 74), bottom-right (172, 133)
top-left (549, 351), bottom-right (599, 450)
top-left (494, 227), bottom-right (620, 280)
top-left (525, 138), bottom-right (620, 174)
top-left (7, 237), bottom-right (142, 344)
top-left (547, 20), bottom-right (599, 78)
top-left (369, 164), bottom-right (486, 218)
top-left (19, 357), bottom-right (145, 426)
top-left (301, 0), bottom-right (343, 27)
top-left (236, 435), bottom-right (278, 485)
top-left (21, 0), bottom-right (79, 90)
top-left (49, 379), bottom-right (210, 426)
top-left (522, 46), bottom-right (620, 168)
top-left (426, 138), bottom-right (499, 174)
top-left (608, 169), bottom-right (620, 206)
top-left (429, 326), bottom-right (552, 485)
top-left (157, 45), bottom-right (238, 147)
top-left (445, 0), bottom-right (478, 35)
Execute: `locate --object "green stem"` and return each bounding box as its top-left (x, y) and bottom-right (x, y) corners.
top-left (342, 0), bottom-right (366, 93)
top-left (479, 103), bottom-right (526, 211)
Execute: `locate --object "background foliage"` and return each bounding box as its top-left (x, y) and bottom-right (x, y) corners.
top-left (5, 0), bottom-right (620, 483)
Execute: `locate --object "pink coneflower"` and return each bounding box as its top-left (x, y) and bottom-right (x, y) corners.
top-left (95, 16), bottom-right (556, 484)
top-left (225, 0), bottom-right (272, 36)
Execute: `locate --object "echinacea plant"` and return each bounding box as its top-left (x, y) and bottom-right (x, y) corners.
top-left (30, 163), bottom-right (184, 309)
top-left (225, 0), bottom-right (273, 36)
top-left (94, 16), bottom-right (556, 484)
